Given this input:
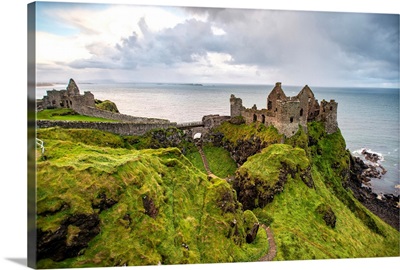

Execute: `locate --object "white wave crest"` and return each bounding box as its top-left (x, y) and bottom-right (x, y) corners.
top-left (353, 148), bottom-right (385, 162)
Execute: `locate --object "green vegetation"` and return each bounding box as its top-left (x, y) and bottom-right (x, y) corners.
top-left (37, 108), bottom-right (117, 122)
top-left (185, 144), bottom-right (237, 178)
top-left (95, 99), bottom-right (119, 113)
top-left (215, 121), bottom-right (283, 146)
top-left (238, 144), bottom-right (309, 187)
top-left (36, 128), bottom-right (267, 268)
top-left (35, 119), bottom-right (399, 268)
top-left (232, 122), bottom-right (399, 260)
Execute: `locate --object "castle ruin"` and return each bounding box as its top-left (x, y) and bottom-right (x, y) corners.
top-left (230, 82), bottom-right (338, 137)
top-left (39, 78), bottom-right (95, 111)
top-left (37, 78), bottom-right (171, 124)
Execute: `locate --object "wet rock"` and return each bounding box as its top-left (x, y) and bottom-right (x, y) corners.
top-left (217, 189), bottom-right (238, 213)
top-left (246, 223), bottom-right (260, 243)
top-left (37, 213), bottom-right (101, 262)
top-left (316, 204), bottom-right (336, 228)
top-left (361, 149), bottom-right (382, 163)
top-left (92, 192), bottom-right (117, 212)
top-left (142, 195), bottom-right (158, 219)
top-left (348, 154), bottom-right (399, 231)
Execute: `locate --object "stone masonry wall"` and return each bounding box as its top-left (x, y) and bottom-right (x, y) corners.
top-left (231, 83), bottom-right (338, 138)
top-left (37, 120), bottom-right (177, 136)
top-left (74, 106), bottom-right (171, 124)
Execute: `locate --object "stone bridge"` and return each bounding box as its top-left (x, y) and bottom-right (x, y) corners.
top-left (176, 121), bottom-right (205, 129)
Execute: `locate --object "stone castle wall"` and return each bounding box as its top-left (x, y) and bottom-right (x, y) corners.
top-left (230, 82), bottom-right (338, 137)
top-left (39, 78), bottom-right (172, 125)
top-left (37, 120), bottom-right (177, 136)
top-left (74, 105), bottom-right (170, 124)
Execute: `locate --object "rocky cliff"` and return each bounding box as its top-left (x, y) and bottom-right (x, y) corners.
top-left (35, 121), bottom-right (399, 268)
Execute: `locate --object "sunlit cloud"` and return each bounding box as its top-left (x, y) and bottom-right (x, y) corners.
top-left (35, 2), bottom-right (399, 88)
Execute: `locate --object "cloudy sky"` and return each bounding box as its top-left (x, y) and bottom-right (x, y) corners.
top-left (34, 2), bottom-right (399, 87)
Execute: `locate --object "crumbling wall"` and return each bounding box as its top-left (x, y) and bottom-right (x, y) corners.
top-left (317, 100), bottom-right (338, 134)
top-left (230, 82), bottom-right (338, 137)
top-left (74, 106), bottom-right (170, 124)
top-left (230, 94), bottom-right (245, 117)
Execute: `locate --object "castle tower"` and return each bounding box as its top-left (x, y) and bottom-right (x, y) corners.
top-left (296, 85), bottom-right (319, 122)
top-left (267, 82), bottom-right (287, 112)
top-left (317, 99), bottom-right (338, 134)
top-left (230, 94), bottom-right (244, 117)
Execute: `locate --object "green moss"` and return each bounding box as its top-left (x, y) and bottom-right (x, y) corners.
top-left (185, 145), bottom-right (237, 178)
top-left (36, 132), bottom-right (266, 268)
top-left (238, 144), bottom-right (309, 186)
top-left (35, 121), bottom-right (399, 266)
top-left (285, 125), bottom-right (309, 153)
top-left (215, 121), bottom-right (283, 146)
top-left (37, 108), bottom-right (117, 122)
top-left (95, 99), bottom-right (119, 113)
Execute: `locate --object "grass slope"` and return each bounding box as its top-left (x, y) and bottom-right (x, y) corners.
top-left (186, 144), bottom-right (237, 178)
top-left (36, 128), bottom-right (268, 268)
top-left (238, 123), bottom-right (399, 260)
top-left (37, 108), bottom-right (117, 122)
top-left (215, 121), bottom-right (283, 145)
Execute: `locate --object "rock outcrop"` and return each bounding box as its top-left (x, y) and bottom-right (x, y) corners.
top-left (348, 154), bottom-right (399, 230)
top-left (37, 214), bottom-right (101, 262)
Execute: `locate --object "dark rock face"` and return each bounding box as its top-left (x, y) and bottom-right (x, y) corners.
top-left (207, 129), bottom-right (267, 166)
top-left (246, 223), bottom-right (260, 244)
top-left (348, 155), bottom-right (399, 231)
top-left (233, 167), bottom-right (287, 210)
top-left (92, 192), bottom-right (117, 212)
top-left (142, 195), bottom-right (158, 219)
top-left (223, 137), bottom-right (267, 166)
top-left (316, 204), bottom-right (336, 228)
top-left (149, 128), bottom-right (186, 149)
top-left (217, 189), bottom-right (239, 214)
top-left (361, 149), bottom-right (382, 163)
top-left (37, 214), bottom-right (101, 262)
top-left (234, 162), bottom-right (313, 211)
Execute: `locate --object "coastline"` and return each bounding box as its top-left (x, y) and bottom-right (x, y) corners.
top-left (349, 155), bottom-right (399, 230)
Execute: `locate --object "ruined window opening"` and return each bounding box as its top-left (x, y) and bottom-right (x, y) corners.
top-left (267, 100), bottom-right (272, 110)
top-left (262, 115), bottom-right (265, 124)
top-left (290, 117), bottom-right (294, 123)
top-left (52, 100), bottom-right (56, 105)
top-left (253, 114), bottom-right (257, 122)
top-left (300, 108), bottom-right (303, 117)
top-left (330, 106), bottom-right (333, 111)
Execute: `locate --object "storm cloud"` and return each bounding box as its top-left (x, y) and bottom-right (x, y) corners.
top-left (38, 4), bottom-right (399, 87)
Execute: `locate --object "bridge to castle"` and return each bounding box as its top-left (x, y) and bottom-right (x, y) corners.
top-left (176, 121), bottom-right (204, 129)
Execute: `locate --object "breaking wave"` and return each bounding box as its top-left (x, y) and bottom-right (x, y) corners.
top-left (352, 148), bottom-right (385, 163)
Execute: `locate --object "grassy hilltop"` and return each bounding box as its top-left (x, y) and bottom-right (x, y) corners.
top-left (35, 120), bottom-right (399, 268)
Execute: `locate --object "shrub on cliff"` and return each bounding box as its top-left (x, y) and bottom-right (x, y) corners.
top-left (95, 99), bottom-right (120, 113)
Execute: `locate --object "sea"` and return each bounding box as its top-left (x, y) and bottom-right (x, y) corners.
top-left (36, 83), bottom-right (399, 196)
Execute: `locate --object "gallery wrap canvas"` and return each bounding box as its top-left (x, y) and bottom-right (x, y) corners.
top-left (27, 1), bottom-right (399, 269)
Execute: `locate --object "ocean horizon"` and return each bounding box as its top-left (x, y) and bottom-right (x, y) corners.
top-left (36, 82), bottom-right (399, 196)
